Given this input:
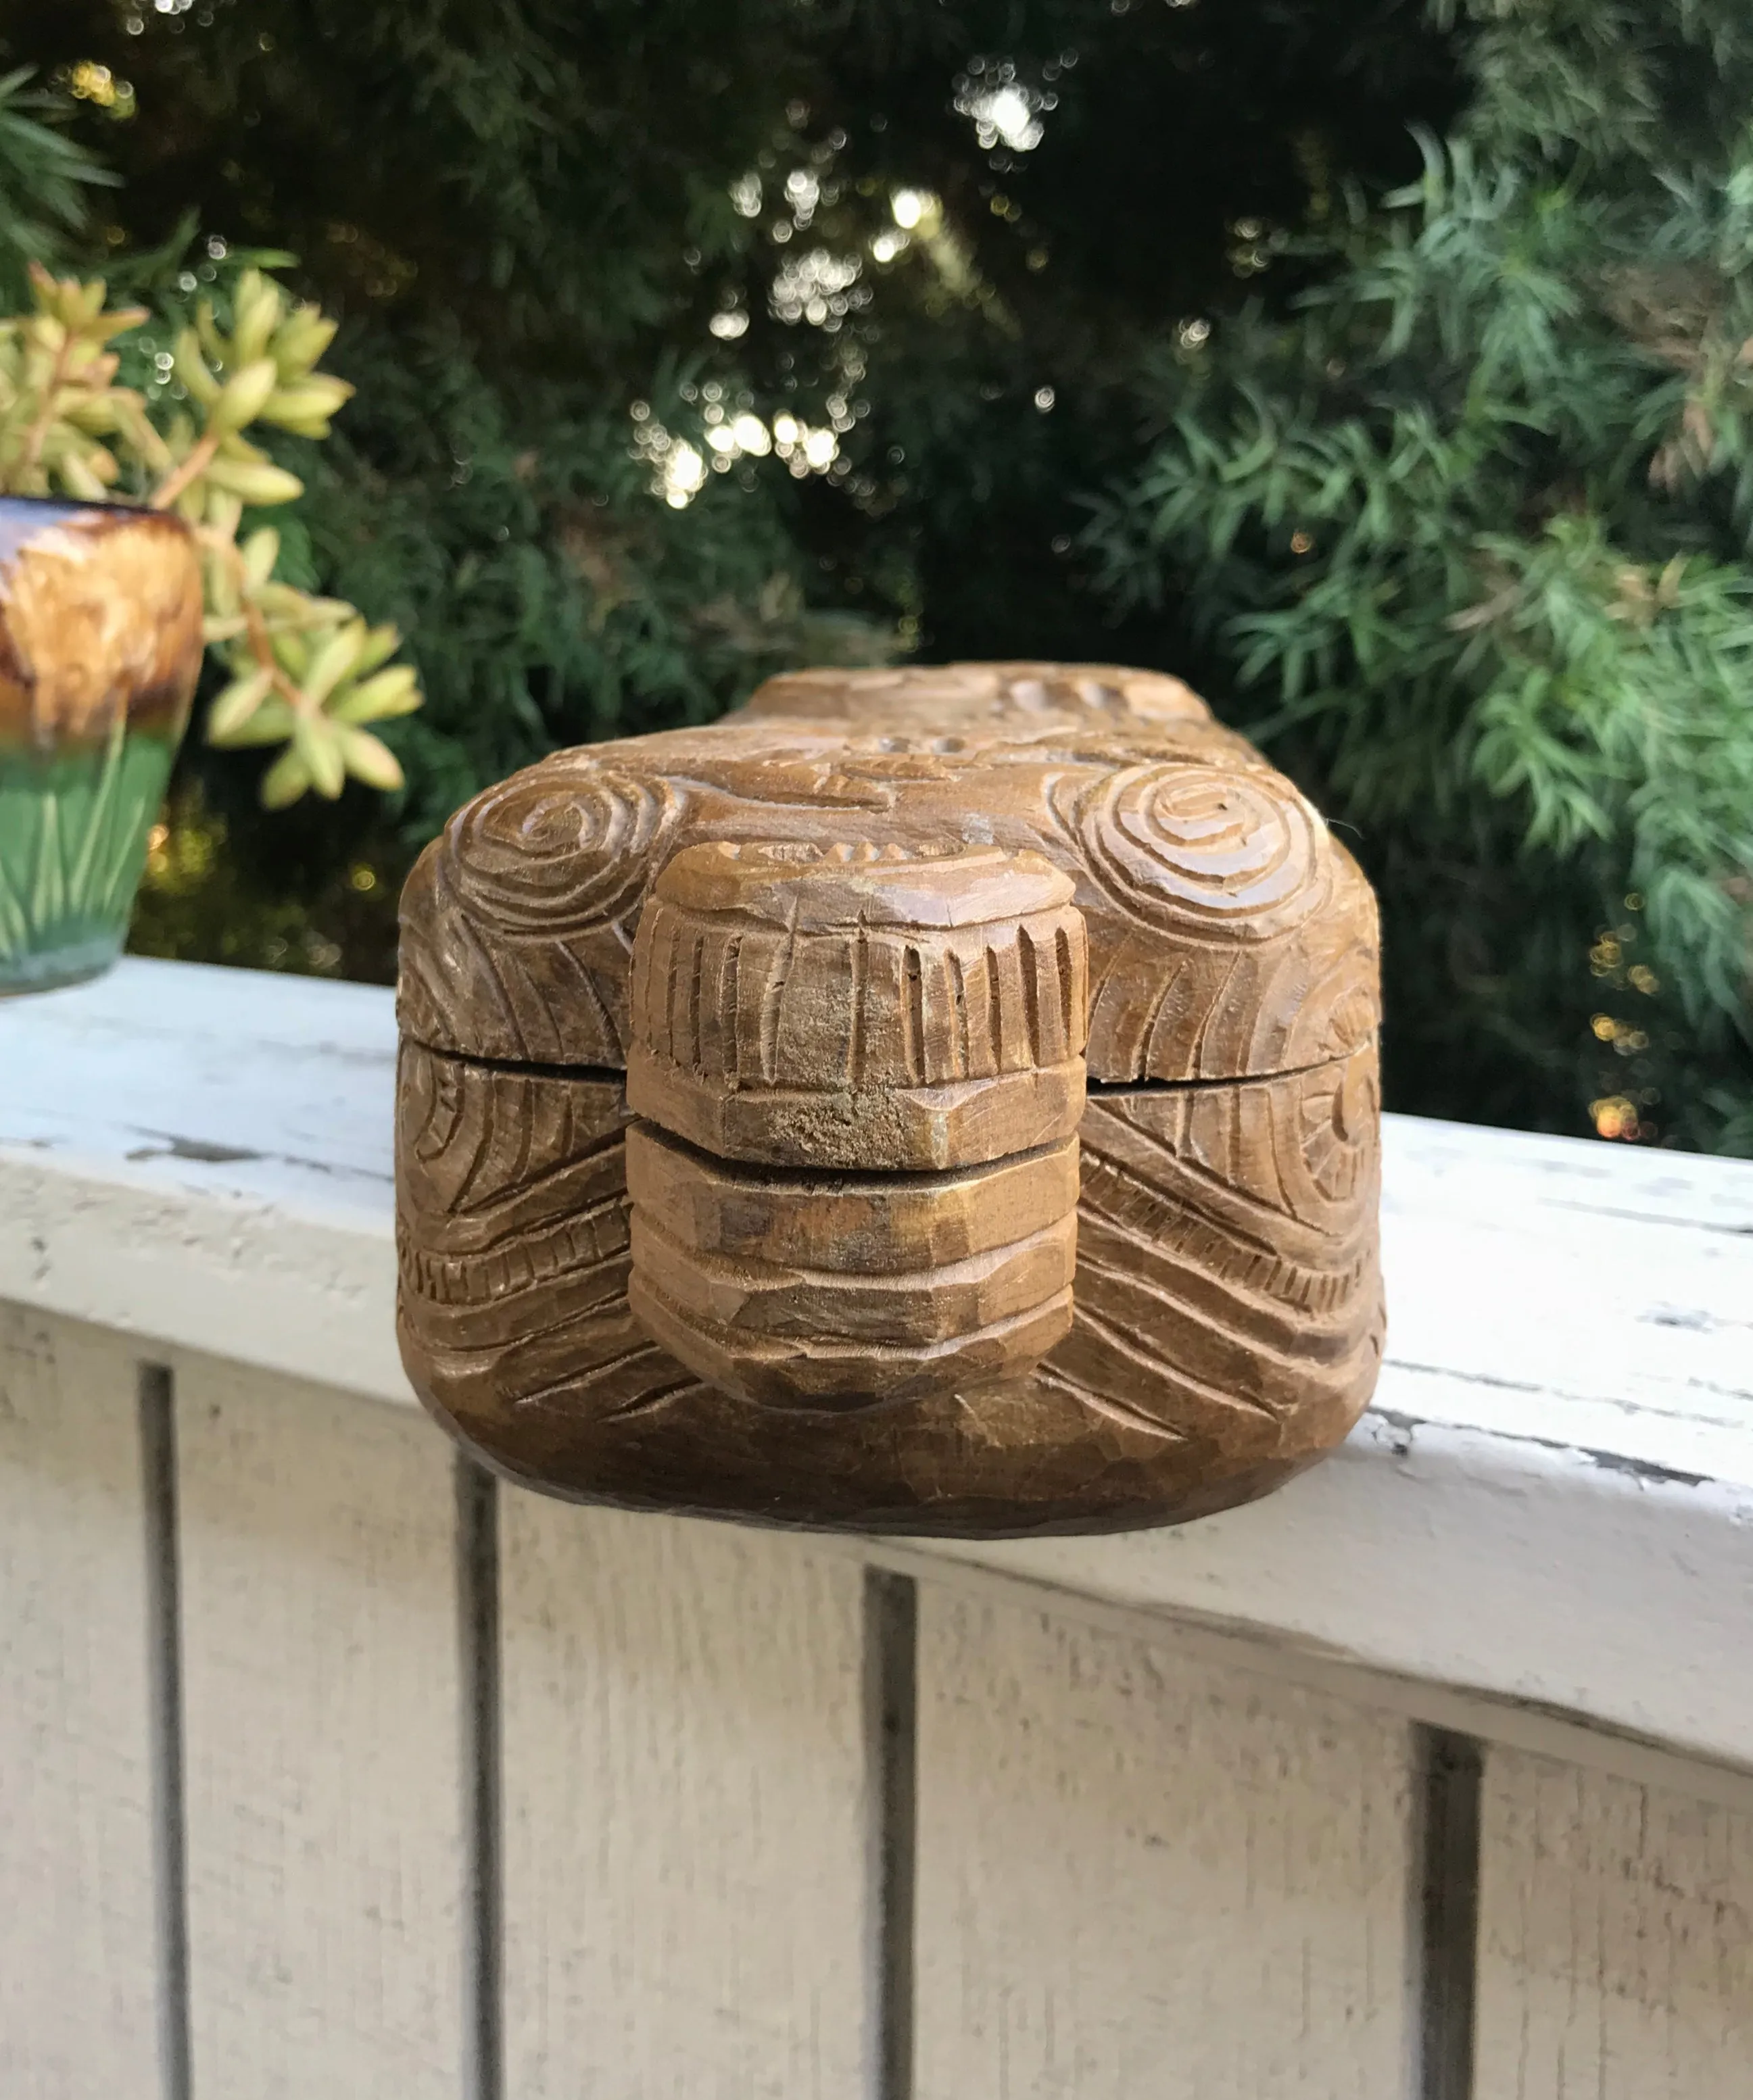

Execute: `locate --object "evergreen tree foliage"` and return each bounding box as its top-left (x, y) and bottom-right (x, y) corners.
top-left (0, 65), bottom-right (114, 299)
top-left (1084, 0), bottom-right (1753, 1150)
top-left (1, 0), bottom-right (1746, 1150)
top-left (0, 0), bottom-right (1455, 829)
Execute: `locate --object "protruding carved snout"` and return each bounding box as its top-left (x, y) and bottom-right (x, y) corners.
top-left (624, 840), bottom-right (1088, 1411)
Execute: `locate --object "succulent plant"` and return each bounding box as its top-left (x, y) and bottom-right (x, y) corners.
top-left (0, 261), bottom-right (421, 804)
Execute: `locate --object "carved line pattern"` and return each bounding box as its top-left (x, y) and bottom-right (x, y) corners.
top-left (630, 898), bottom-right (1088, 1091)
top-left (402, 1197), bottom-right (629, 1313)
top-left (746, 661), bottom-right (1215, 729)
top-left (396, 673), bottom-right (1378, 1081)
top-left (398, 1042), bottom-right (1381, 1497)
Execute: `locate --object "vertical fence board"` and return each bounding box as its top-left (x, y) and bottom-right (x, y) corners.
top-left (1475, 1747), bottom-right (1753, 2099)
top-left (498, 1491), bottom-right (870, 2100)
top-left (0, 1307), bottom-right (164, 2100)
top-left (913, 1586), bottom-right (1419, 2100)
top-left (175, 1357), bottom-right (464, 2099)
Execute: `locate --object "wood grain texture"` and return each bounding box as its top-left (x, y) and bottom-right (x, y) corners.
top-left (498, 1486), bottom-right (871, 2099)
top-left (1057, 1042), bottom-right (1383, 1480)
top-left (1475, 1747), bottom-right (1753, 2099)
top-left (0, 1305), bottom-right (164, 2100)
top-left (913, 1582), bottom-right (1419, 2100)
top-left (398, 663), bottom-right (1378, 1088)
top-left (11, 958), bottom-right (1753, 1767)
top-left (626, 1122), bottom-right (1082, 1274)
top-left (395, 1039), bottom-right (706, 1494)
top-left (626, 839), bottom-right (1087, 1168)
top-left (402, 1040), bottom-right (1379, 1534)
top-left (626, 1127), bottom-right (1078, 1411)
top-left (745, 659), bottom-right (1219, 734)
top-left (623, 839), bottom-right (1087, 1416)
top-left (398, 660), bottom-right (1382, 1532)
top-left (174, 1353), bottom-right (465, 2099)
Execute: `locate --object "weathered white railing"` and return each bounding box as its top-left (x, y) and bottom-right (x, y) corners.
top-left (2, 957), bottom-right (1750, 2100)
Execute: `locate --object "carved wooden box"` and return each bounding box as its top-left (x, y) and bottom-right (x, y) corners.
top-left (396, 663), bottom-right (1383, 1537)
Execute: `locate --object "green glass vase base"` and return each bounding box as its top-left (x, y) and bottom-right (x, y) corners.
top-left (0, 930), bottom-right (129, 997)
top-left (0, 729), bottom-right (176, 997)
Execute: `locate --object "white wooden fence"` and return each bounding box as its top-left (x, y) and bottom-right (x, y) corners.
top-left (2, 957), bottom-right (1750, 2100)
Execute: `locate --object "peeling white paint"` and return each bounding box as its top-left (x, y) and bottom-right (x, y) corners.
top-left (4, 958), bottom-right (1752, 1776)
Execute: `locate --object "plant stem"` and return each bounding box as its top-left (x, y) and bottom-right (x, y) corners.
top-left (150, 432), bottom-right (220, 513)
top-left (197, 527), bottom-right (310, 717)
top-left (11, 331), bottom-right (76, 491)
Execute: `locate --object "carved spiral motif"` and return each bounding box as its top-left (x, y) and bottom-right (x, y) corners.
top-left (1302, 1042), bottom-right (1380, 1206)
top-left (442, 759), bottom-right (679, 937)
top-left (1063, 760), bottom-right (1328, 942)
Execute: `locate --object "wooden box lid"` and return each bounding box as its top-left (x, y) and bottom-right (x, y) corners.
top-left (398, 662), bottom-right (1378, 1088)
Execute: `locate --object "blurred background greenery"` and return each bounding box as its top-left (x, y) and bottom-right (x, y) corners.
top-left (1, 0), bottom-right (1749, 1150)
